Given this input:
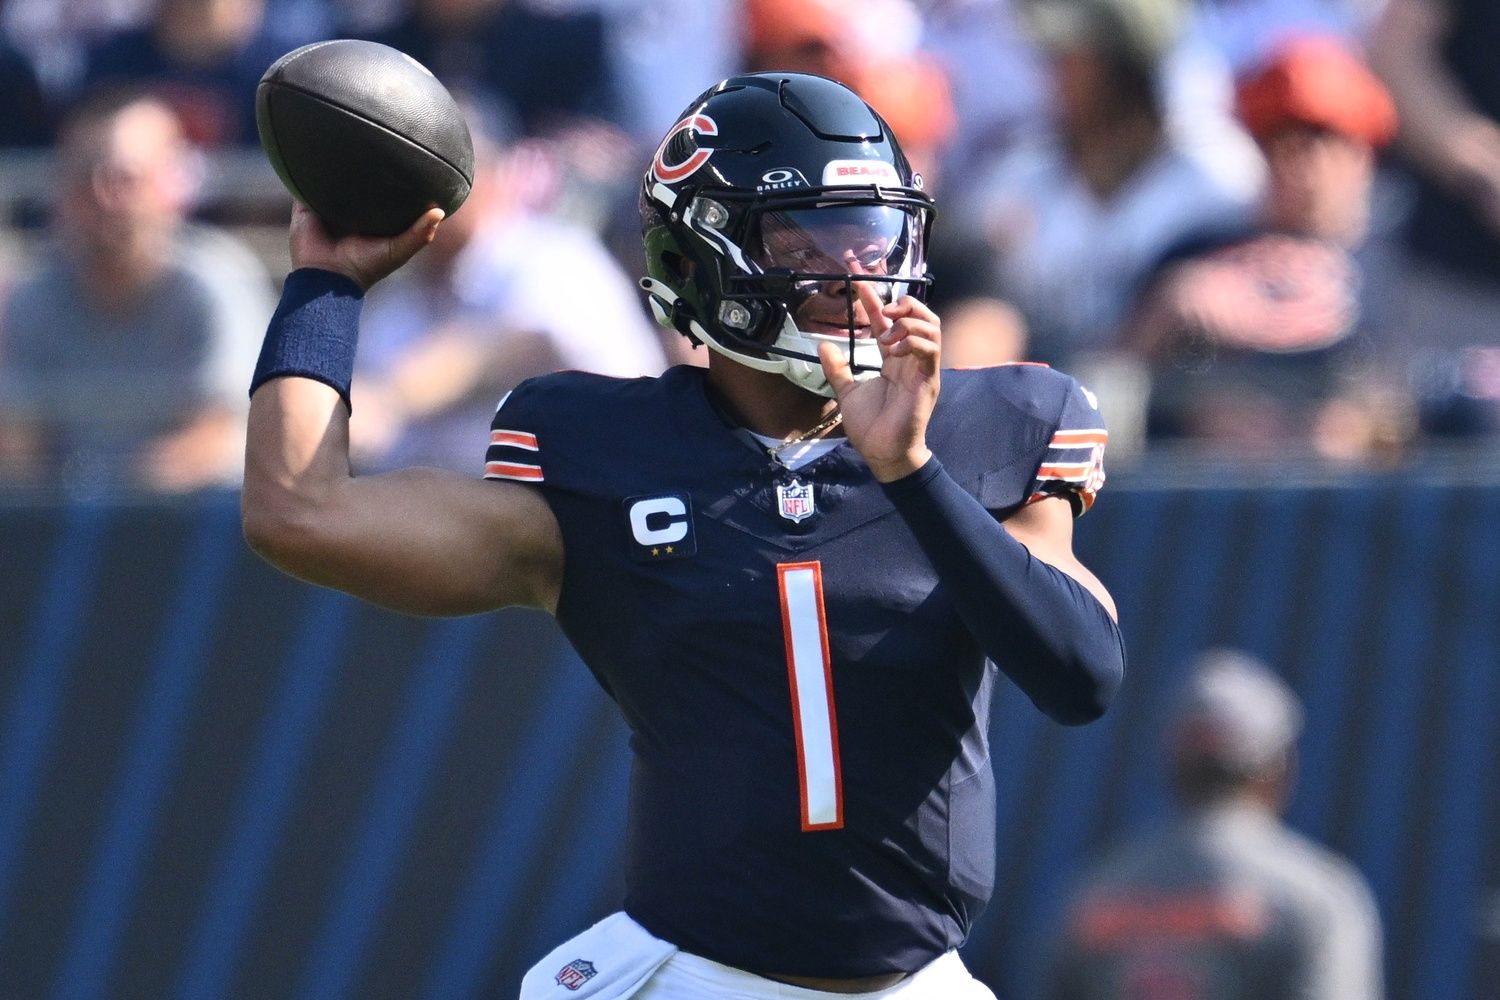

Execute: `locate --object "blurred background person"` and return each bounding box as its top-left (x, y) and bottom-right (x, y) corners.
top-left (356, 0), bottom-right (637, 249)
top-left (80, 0), bottom-right (293, 147)
top-left (1369, 0), bottom-right (1500, 440)
top-left (951, 0), bottom-right (1261, 372)
top-left (0, 90), bottom-right (271, 493)
top-left (1042, 649), bottom-right (1384, 1000)
top-left (0, 0), bottom-right (152, 102)
top-left (358, 0), bottom-right (620, 140)
top-left (0, 0), bottom-right (54, 148)
top-left (740, 0), bottom-right (956, 186)
top-left (1125, 37), bottom-right (1411, 462)
top-left (921, 0), bottom-right (1053, 182)
top-left (348, 110), bottom-right (683, 473)
top-left (605, 0), bottom-right (739, 153)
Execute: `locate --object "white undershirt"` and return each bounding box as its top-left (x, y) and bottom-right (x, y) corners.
top-left (747, 433), bottom-right (845, 471)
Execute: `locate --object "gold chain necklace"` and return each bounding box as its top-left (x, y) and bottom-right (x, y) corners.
top-left (766, 406), bottom-right (844, 463)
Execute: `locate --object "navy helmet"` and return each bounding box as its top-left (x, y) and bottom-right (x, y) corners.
top-left (639, 73), bottom-right (935, 396)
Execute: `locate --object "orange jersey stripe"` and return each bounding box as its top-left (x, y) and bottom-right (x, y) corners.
top-left (1037, 463), bottom-right (1096, 478)
top-left (1050, 430), bottom-right (1109, 446)
top-left (490, 429), bottom-right (539, 450)
top-left (484, 461), bottom-right (543, 482)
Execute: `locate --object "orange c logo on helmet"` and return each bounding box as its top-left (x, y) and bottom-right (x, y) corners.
top-left (652, 115), bottom-right (718, 183)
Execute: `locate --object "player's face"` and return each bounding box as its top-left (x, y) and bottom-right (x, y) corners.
top-left (751, 205), bottom-right (922, 337)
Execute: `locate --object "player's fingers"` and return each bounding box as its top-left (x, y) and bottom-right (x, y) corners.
top-left (882, 296), bottom-right (940, 339)
top-left (886, 332), bottom-right (940, 371)
top-left (818, 341), bottom-right (858, 398)
top-left (847, 259), bottom-right (893, 336)
top-left (290, 201), bottom-right (330, 244)
top-left (378, 208), bottom-right (446, 277)
top-left (401, 207), bottom-right (446, 250)
top-left (878, 315), bottom-right (941, 349)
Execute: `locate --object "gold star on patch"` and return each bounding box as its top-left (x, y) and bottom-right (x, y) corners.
top-left (651, 547), bottom-right (660, 556)
top-left (665, 545), bottom-right (674, 554)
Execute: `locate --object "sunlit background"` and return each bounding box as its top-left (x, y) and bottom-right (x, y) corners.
top-left (0, 0), bottom-right (1497, 998)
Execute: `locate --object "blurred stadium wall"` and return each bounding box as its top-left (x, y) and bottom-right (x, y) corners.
top-left (0, 485), bottom-right (1497, 1000)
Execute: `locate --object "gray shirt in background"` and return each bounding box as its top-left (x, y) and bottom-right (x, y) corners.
top-left (0, 223), bottom-right (271, 486)
top-left (1044, 801), bottom-right (1384, 1000)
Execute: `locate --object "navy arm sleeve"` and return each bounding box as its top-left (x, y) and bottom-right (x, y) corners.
top-left (881, 456), bottom-right (1124, 724)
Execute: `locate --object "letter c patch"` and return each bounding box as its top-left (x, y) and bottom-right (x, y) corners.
top-left (624, 494), bottom-right (696, 561)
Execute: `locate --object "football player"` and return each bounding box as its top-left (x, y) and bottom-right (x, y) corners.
top-left (243, 73), bottom-right (1124, 999)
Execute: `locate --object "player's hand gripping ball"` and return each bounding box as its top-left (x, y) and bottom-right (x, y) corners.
top-left (256, 39), bottom-right (474, 237)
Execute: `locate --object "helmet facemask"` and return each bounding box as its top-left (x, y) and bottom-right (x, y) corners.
top-left (665, 188), bottom-right (933, 396)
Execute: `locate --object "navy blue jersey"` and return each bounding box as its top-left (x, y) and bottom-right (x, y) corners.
top-left (484, 364), bottom-right (1106, 977)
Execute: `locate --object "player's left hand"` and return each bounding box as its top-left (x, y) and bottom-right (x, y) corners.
top-left (819, 283), bottom-right (940, 483)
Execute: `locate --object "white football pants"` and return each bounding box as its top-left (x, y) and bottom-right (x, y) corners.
top-left (521, 912), bottom-right (998, 1000)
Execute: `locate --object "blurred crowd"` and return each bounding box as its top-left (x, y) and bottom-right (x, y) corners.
top-left (1, 0), bottom-right (1499, 494)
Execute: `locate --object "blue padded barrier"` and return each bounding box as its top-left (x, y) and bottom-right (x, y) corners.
top-left (0, 486), bottom-right (1496, 1000)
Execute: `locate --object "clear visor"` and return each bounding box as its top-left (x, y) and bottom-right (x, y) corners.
top-left (747, 204), bottom-right (926, 287)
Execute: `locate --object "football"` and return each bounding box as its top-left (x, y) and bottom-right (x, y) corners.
top-left (255, 39), bottom-right (475, 237)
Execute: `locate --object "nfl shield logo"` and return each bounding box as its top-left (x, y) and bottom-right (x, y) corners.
top-left (555, 958), bottom-right (597, 991)
top-left (777, 478), bottom-right (816, 523)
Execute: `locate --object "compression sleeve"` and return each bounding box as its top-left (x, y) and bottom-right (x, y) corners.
top-left (881, 456), bottom-right (1125, 725)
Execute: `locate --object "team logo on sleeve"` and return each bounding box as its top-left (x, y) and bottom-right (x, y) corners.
top-left (625, 493), bottom-right (697, 562)
top-left (554, 958), bottom-right (597, 990)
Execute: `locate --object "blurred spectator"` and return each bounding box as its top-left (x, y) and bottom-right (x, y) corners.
top-left (921, 0), bottom-right (1052, 182)
top-left (80, 0), bottom-right (291, 147)
top-left (1181, 0), bottom-right (1378, 74)
top-left (0, 91), bottom-right (271, 492)
top-left (1370, 0), bottom-right (1500, 436)
top-left (357, 0), bottom-right (636, 243)
top-left (940, 297), bottom-right (1029, 368)
top-left (0, 0), bottom-right (54, 147)
top-left (349, 118), bottom-right (683, 472)
top-left (1, 0), bottom-right (152, 98)
top-left (952, 0), bottom-right (1260, 368)
top-left (363, 0), bottom-right (620, 139)
top-left (1042, 649), bottom-right (1385, 1000)
top-left (606, 0), bottom-right (739, 148)
top-left (1126, 37), bottom-right (1411, 461)
top-left (740, 0), bottom-right (956, 185)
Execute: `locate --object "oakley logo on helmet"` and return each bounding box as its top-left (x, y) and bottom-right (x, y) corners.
top-left (759, 168), bottom-right (810, 191)
top-left (651, 114), bottom-right (719, 184)
top-left (822, 160), bottom-right (900, 186)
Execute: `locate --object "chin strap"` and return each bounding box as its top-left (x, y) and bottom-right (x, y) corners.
top-left (637, 276), bottom-right (846, 398)
top-left (639, 277), bottom-right (706, 347)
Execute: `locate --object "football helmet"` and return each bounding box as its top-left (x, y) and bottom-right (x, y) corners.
top-left (639, 73), bottom-right (935, 397)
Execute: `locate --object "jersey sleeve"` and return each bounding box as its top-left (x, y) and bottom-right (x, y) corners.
top-left (482, 383), bottom-right (547, 484)
top-left (1029, 379), bottom-right (1108, 516)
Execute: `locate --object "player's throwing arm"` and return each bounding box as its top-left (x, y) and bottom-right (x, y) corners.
top-left (243, 40), bottom-right (564, 617)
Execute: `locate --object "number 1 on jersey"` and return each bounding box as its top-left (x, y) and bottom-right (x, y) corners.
top-left (777, 561), bottom-right (844, 831)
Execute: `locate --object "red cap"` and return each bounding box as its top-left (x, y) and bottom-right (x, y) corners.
top-left (1235, 37), bottom-right (1397, 148)
top-left (744, 0), bottom-right (843, 55)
